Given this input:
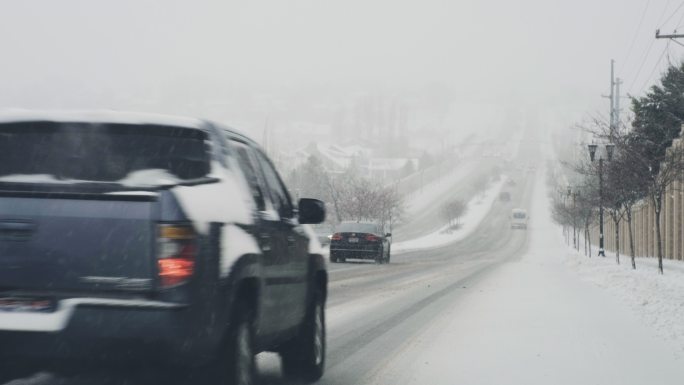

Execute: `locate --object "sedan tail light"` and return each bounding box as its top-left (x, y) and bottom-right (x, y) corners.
top-left (365, 234), bottom-right (380, 242)
top-left (157, 224), bottom-right (197, 289)
top-left (331, 233), bottom-right (342, 241)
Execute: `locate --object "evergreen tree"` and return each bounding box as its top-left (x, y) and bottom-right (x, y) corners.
top-left (628, 62), bottom-right (684, 273)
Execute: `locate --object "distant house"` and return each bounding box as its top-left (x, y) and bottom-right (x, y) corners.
top-left (366, 158), bottom-right (419, 180)
top-left (282, 141), bottom-right (418, 181)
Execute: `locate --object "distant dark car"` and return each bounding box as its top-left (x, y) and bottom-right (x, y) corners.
top-left (0, 111), bottom-right (328, 385)
top-left (330, 222), bottom-right (391, 264)
top-left (499, 191), bottom-right (511, 201)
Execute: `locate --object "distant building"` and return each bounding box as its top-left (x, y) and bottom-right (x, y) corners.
top-left (280, 141), bottom-right (418, 181)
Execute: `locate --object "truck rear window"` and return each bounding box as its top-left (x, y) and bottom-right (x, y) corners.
top-left (0, 121), bottom-right (211, 187)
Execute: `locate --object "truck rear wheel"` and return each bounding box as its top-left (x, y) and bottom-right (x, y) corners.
top-left (280, 288), bottom-right (325, 382)
top-left (227, 311), bottom-right (255, 385)
top-left (190, 300), bottom-right (255, 385)
top-left (169, 298), bottom-right (256, 385)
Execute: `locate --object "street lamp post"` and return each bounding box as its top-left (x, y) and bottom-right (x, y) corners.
top-left (588, 143), bottom-right (614, 257)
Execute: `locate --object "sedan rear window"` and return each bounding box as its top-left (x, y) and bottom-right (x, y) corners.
top-left (337, 222), bottom-right (379, 234)
top-left (0, 121), bottom-right (211, 187)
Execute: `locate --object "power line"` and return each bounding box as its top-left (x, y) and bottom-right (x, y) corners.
top-left (660, 0), bottom-right (684, 28)
top-left (675, 5), bottom-right (684, 29)
top-left (620, 0), bottom-right (652, 75)
top-left (640, 2), bottom-right (684, 96)
top-left (625, 0), bottom-right (673, 90)
top-left (659, 0), bottom-right (674, 24)
top-left (628, 37), bottom-right (656, 94)
top-left (638, 41), bottom-right (670, 94)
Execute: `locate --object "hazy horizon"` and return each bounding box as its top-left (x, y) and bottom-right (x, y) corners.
top-left (0, 0), bottom-right (681, 141)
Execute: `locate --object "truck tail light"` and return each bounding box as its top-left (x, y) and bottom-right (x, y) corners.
top-left (157, 224), bottom-right (197, 289)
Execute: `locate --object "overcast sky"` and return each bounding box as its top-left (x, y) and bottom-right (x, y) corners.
top-left (0, 0), bottom-right (682, 129)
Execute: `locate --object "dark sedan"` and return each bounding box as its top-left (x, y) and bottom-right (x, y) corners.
top-left (330, 222), bottom-right (391, 264)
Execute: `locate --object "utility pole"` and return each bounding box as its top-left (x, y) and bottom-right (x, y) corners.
top-left (609, 59), bottom-right (615, 133)
top-left (599, 157), bottom-right (605, 257)
top-left (655, 30), bottom-right (684, 48)
top-left (656, 29), bottom-right (684, 39)
top-left (602, 60), bottom-right (616, 135)
top-left (614, 77), bottom-right (622, 131)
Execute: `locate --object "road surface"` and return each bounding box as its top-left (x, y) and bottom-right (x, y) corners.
top-left (2, 156), bottom-right (534, 385)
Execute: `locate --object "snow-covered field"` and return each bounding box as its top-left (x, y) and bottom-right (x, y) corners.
top-left (565, 247), bottom-right (684, 357)
top-left (401, 161), bottom-right (476, 217)
top-left (393, 178), bottom-right (505, 253)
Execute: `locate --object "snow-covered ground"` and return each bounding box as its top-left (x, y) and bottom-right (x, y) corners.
top-left (373, 172), bottom-right (684, 384)
top-left (565, 247), bottom-right (684, 357)
top-left (392, 178), bottom-right (505, 253)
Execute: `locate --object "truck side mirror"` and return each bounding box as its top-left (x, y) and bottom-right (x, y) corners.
top-left (298, 198), bottom-right (326, 224)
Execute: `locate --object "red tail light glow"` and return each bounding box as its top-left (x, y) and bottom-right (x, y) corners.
top-left (157, 224), bottom-right (197, 288)
top-left (331, 233), bottom-right (342, 241)
top-left (365, 234), bottom-right (380, 242)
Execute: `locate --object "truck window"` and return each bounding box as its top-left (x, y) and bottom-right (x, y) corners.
top-left (0, 122), bottom-right (210, 187)
top-left (254, 150), bottom-right (294, 219)
top-left (230, 140), bottom-right (266, 211)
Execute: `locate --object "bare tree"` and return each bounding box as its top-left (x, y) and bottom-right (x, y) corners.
top-left (624, 137), bottom-right (684, 273)
top-left (603, 145), bottom-right (650, 269)
top-left (580, 116), bottom-right (649, 268)
top-left (441, 198), bottom-right (467, 230)
top-left (328, 166), bottom-right (405, 229)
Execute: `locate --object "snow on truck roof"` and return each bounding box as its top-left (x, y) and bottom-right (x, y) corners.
top-left (0, 109), bottom-right (207, 129)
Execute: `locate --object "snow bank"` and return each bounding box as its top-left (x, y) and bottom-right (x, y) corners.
top-left (565, 249), bottom-right (684, 356)
top-left (392, 178), bottom-right (505, 253)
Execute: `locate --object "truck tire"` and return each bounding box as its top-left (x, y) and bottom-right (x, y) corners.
top-left (226, 308), bottom-right (256, 385)
top-left (200, 301), bottom-right (255, 385)
top-left (169, 297), bottom-right (256, 385)
top-left (280, 287), bottom-right (325, 382)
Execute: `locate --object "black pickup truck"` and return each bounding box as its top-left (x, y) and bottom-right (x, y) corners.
top-left (0, 112), bottom-right (327, 385)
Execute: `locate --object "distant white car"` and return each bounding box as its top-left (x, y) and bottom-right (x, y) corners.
top-left (511, 208), bottom-right (528, 229)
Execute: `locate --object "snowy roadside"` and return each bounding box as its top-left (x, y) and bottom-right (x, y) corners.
top-left (565, 242), bottom-right (684, 356)
top-left (370, 170), bottom-right (684, 385)
top-left (392, 178), bottom-right (506, 253)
